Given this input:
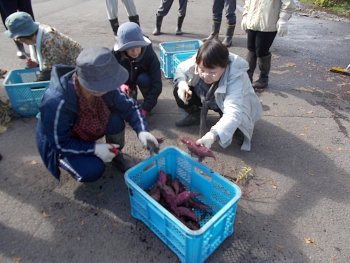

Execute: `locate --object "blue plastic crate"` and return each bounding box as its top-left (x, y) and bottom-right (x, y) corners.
top-left (173, 52), bottom-right (197, 76)
top-left (125, 146), bottom-right (241, 263)
top-left (159, 40), bottom-right (202, 78)
top-left (3, 67), bottom-right (49, 116)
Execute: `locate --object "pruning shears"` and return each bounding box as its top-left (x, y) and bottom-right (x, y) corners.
top-left (108, 143), bottom-right (123, 156)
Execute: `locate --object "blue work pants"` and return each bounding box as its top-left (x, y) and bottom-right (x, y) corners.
top-left (156, 0), bottom-right (188, 17)
top-left (212, 0), bottom-right (236, 24)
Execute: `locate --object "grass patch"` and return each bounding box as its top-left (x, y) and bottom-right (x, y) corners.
top-left (299, 0), bottom-right (350, 17)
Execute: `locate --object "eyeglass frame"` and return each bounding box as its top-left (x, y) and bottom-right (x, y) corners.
top-left (195, 65), bottom-right (219, 78)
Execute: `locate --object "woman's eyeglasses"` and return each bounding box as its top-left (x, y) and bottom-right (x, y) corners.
top-left (195, 66), bottom-right (218, 78)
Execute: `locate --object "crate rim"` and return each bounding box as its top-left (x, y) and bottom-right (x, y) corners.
top-left (3, 67), bottom-right (50, 86)
top-left (159, 39), bottom-right (203, 46)
top-left (124, 146), bottom-right (241, 235)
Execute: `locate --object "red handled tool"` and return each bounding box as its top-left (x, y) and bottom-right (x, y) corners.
top-left (108, 143), bottom-right (122, 156)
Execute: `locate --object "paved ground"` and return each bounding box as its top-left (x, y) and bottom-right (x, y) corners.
top-left (0, 0), bottom-right (350, 262)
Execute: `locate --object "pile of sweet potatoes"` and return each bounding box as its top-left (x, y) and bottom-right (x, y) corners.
top-left (146, 171), bottom-right (212, 230)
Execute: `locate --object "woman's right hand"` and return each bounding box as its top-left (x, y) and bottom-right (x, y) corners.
top-left (177, 81), bottom-right (192, 104)
top-left (94, 143), bottom-right (119, 163)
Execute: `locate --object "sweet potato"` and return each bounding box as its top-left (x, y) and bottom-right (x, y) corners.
top-left (176, 190), bottom-right (191, 206)
top-left (186, 220), bottom-right (200, 231)
top-left (166, 173), bottom-right (173, 187)
top-left (176, 207), bottom-right (200, 222)
top-left (157, 182), bottom-right (176, 207)
top-left (158, 171), bottom-right (167, 185)
top-left (150, 188), bottom-right (161, 202)
top-left (171, 177), bottom-right (180, 195)
top-left (188, 198), bottom-right (212, 210)
top-left (180, 137), bottom-right (216, 160)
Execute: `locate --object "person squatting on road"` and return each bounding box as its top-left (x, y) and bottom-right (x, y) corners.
top-left (0, 0), bottom-right (35, 58)
top-left (105, 0), bottom-right (140, 36)
top-left (113, 22), bottom-right (162, 116)
top-left (4, 12), bottom-right (82, 81)
top-left (203, 0), bottom-right (237, 47)
top-left (173, 39), bottom-right (263, 151)
top-left (36, 47), bottom-right (159, 183)
top-left (241, 0), bottom-right (296, 89)
top-left (152, 0), bottom-right (188, 35)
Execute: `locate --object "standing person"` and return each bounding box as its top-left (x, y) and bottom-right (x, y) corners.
top-left (203, 0), bottom-right (237, 47)
top-left (152, 0), bottom-right (188, 36)
top-left (4, 12), bottom-right (83, 81)
top-left (105, 0), bottom-right (140, 36)
top-left (113, 22), bottom-right (162, 116)
top-left (173, 40), bottom-right (263, 151)
top-left (241, 0), bottom-right (296, 89)
top-left (36, 47), bottom-right (159, 183)
top-left (0, 0), bottom-right (35, 58)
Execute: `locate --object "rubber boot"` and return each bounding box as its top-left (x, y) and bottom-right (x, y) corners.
top-left (222, 24), bottom-right (235, 47)
top-left (175, 16), bottom-right (185, 35)
top-left (129, 15), bottom-right (140, 26)
top-left (106, 130), bottom-right (135, 173)
top-left (14, 40), bottom-right (26, 59)
top-left (152, 16), bottom-right (163, 36)
top-left (203, 20), bottom-right (221, 41)
top-left (253, 54), bottom-right (271, 89)
top-left (175, 105), bottom-right (200, 127)
top-left (109, 17), bottom-right (119, 36)
top-left (246, 51), bottom-right (257, 83)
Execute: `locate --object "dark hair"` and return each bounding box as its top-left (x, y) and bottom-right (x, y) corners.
top-left (196, 39), bottom-right (229, 69)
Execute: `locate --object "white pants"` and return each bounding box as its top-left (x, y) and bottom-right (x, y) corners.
top-left (105, 0), bottom-right (138, 20)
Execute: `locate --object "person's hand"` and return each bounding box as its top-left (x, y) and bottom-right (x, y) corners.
top-left (94, 143), bottom-right (119, 162)
top-left (177, 81), bottom-right (192, 104)
top-left (196, 132), bottom-right (215, 149)
top-left (138, 131), bottom-right (159, 155)
top-left (277, 18), bottom-right (288, 37)
top-left (141, 109), bottom-right (147, 116)
top-left (241, 15), bottom-right (247, 33)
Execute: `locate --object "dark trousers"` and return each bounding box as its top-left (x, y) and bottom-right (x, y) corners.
top-left (212, 0), bottom-right (236, 24)
top-left (58, 110), bottom-right (125, 182)
top-left (156, 0), bottom-right (188, 17)
top-left (247, 29), bottom-right (277, 58)
top-left (136, 72), bottom-right (151, 98)
top-left (0, 0), bottom-right (35, 26)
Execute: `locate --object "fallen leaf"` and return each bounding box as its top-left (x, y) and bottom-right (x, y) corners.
top-left (331, 255), bottom-right (336, 260)
top-left (326, 147), bottom-right (332, 151)
top-left (307, 111), bottom-right (313, 114)
top-left (97, 192), bottom-right (104, 197)
top-left (77, 237), bottom-right (81, 241)
top-left (58, 218), bottom-right (66, 222)
top-left (67, 233), bottom-right (72, 238)
top-left (276, 245), bottom-right (285, 249)
top-left (295, 194), bottom-right (300, 198)
top-left (263, 222), bottom-right (268, 225)
top-left (304, 237), bottom-right (313, 244)
top-left (13, 258), bottom-right (21, 263)
top-left (304, 127), bottom-right (309, 130)
top-left (238, 221), bottom-right (243, 224)
top-left (113, 222), bottom-right (117, 227)
top-left (288, 218), bottom-right (292, 222)
top-left (337, 148), bottom-right (343, 151)
top-left (42, 211), bottom-right (50, 218)
top-left (31, 160), bottom-right (37, 165)
top-left (277, 122), bottom-right (281, 125)
top-left (334, 247), bottom-right (341, 251)
top-left (309, 173), bottom-right (314, 176)
top-left (103, 224), bottom-right (107, 228)
top-left (81, 221), bottom-right (84, 226)
top-left (272, 185), bottom-right (277, 189)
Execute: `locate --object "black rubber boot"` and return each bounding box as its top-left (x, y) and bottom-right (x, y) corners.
top-left (203, 20), bottom-right (221, 41)
top-left (129, 15), bottom-right (140, 26)
top-left (106, 130), bottom-right (135, 172)
top-left (153, 16), bottom-right (163, 35)
top-left (14, 40), bottom-right (26, 59)
top-left (246, 51), bottom-right (257, 83)
top-left (109, 17), bottom-right (119, 36)
top-left (175, 105), bottom-right (200, 127)
top-left (222, 24), bottom-right (235, 47)
top-left (253, 54), bottom-right (271, 89)
top-left (175, 16), bottom-right (185, 35)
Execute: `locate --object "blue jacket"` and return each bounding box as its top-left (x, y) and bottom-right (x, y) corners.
top-left (113, 44), bottom-right (162, 112)
top-left (36, 65), bottom-right (148, 180)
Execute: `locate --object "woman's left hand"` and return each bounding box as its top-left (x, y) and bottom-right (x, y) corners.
top-left (196, 132), bottom-right (215, 149)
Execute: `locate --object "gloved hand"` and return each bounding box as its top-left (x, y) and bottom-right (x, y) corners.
top-left (241, 15), bottom-right (247, 33)
top-left (277, 18), bottom-right (288, 37)
top-left (196, 132), bottom-right (215, 149)
top-left (138, 131), bottom-right (159, 155)
top-left (177, 81), bottom-right (192, 104)
top-left (94, 143), bottom-right (120, 163)
top-left (141, 109), bottom-right (147, 116)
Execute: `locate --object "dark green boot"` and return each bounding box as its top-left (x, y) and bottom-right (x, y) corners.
top-left (222, 24), bottom-right (235, 47)
top-left (203, 20), bottom-right (221, 41)
top-left (246, 51), bottom-right (257, 83)
top-left (253, 54), bottom-right (271, 89)
top-left (129, 15), bottom-right (140, 26)
top-left (153, 15), bottom-right (163, 35)
top-left (175, 16), bottom-right (185, 35)
top-left (175, 105), bottom-right (200, 127)
top-left (109, 17), bottom-right (119, 36)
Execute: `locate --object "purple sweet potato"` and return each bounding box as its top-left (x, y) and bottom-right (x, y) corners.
top-left (188, 198), bottom-right (212, 210)
top-left (176, 207), bottom-right (200, 222)
top-left (176, 190), bottom-right (191, 206)
top-left (158, 171), bottom-right (167, 185)
top-left (180, 137), bottom-right (216, 160)
top-left (150, 188), bottom-right (161, 202)
top-left (157, 182), bottom-right (176, 207)
top-left (186, 220), bottom-right (200, 231)
top-left (171, 177), bottom-right (180, 195)
top-left (166, 173), bottom-right (173, 187)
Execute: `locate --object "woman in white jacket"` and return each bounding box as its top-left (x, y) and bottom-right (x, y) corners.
top-left (173, 39), bottom-right (263, 151)
top-left (241, 0), bottom-right (296, 89)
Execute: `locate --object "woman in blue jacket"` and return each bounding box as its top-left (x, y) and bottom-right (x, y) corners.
top-left (113, 22), bottom-right (162, 116)
top-left (36, 47), bottom-right (159, 183)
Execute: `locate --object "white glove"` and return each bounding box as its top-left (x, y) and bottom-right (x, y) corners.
top-left (241, 15), bottom-right (247, 33)
top-left (277, 18), bottom-right (288, 37)
top-left (177, 81), bottom-right (192, 105)
top-left (94, 143), bottom-right (119, 163)
top-left (196, 132), bottom-right (215, 149)
top-left (138, 131), bottom-right (159, 149)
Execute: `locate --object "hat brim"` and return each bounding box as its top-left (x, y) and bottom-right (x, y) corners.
top-left (77, 65), bottom-right (129, 93)
top-left (4, 21), bottom-right (40, 38)
top-left (114, 36), bottom-right (151, 51)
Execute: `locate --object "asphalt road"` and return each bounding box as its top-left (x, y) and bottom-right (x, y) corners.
top-left (0, 0), bottom-right (349, 262)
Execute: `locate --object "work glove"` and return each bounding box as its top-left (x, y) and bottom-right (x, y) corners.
top-left (277, 18), bottom-right (288, 37)
top-left (94, 143), bottom-right (120, 163)
top-left (241, 15), bottom-right (247, 33)
top-left (177, 81), bottom-right (192, 104)
top-left (196, 132), bottom-right (215, 149)
top-left (138, 131), bottom-right (159, 156)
